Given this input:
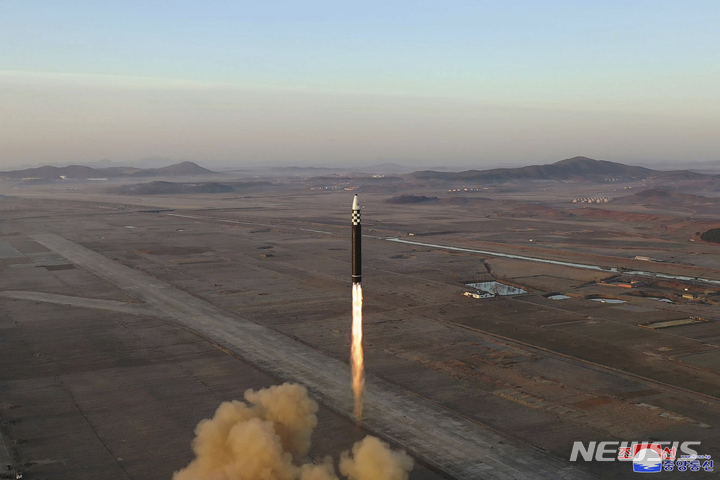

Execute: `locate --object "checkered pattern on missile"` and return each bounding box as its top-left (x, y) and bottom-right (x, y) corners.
top-left (352, 210), bottom-right (361, 225)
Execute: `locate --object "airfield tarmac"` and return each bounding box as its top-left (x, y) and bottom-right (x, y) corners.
top-left (1, 189), bottom-right (720, 479)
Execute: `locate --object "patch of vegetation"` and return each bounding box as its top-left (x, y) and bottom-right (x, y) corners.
top-left (700, 228), bottom-right (720, 244)
top-left (385, 194), bottom-right (439, 204)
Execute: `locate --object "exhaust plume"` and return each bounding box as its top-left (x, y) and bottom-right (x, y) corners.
top-left (351, 283), bottom-right (365, 422)
top-left (173, 383), bottom-right (412, 480)
top-left (245, 383), bottom-right (318, 459)
top-left (340, 436), bottom-right (414, 480)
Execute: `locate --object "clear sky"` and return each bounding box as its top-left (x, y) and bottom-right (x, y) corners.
top-left (1, 1), bottom-right (718, 168)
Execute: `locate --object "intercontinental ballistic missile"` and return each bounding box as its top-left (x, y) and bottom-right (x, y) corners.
top-left (352, 194), bottom-right (361, 284)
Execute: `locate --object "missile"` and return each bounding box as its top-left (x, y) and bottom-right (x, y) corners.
top-left (352, 194), bottom-right (361, 284)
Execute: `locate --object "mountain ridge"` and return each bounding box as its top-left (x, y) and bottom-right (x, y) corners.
top-left (0, 161), bottom-right (216, 179)
top-left (408, 156), bottom-right (704, 182)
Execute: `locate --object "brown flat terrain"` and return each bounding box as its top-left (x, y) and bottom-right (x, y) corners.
top-left (1, 177), bottom-right (719, 479)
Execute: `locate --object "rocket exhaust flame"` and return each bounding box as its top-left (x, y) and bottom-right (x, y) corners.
top-left (351, 283), bottom-right (364, 422)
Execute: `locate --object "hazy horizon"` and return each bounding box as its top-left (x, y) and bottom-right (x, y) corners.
top-left (2, 2), bottom-right (719, 170)
top-left (5, 152), bottom-right (720, 175)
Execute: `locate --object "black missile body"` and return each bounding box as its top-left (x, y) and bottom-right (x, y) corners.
top-left (352, 194), bottom-right (361, 284)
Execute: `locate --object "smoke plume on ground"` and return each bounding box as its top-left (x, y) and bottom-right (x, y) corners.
top-left (173, 383), bottom-right (413, 480)
top-left (340, 436), bottom-right (414, 480)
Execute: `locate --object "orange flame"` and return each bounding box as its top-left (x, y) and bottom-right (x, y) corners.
top-left (351, 283), bottom-right (364, 422)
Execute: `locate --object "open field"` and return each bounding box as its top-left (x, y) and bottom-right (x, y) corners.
top-left (1, 176), bottom-right (719, 479)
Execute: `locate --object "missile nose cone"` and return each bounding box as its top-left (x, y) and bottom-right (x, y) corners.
top-left (352, 194), bottom-right (360, 211)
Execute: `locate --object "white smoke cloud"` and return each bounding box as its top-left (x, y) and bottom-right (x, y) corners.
top-left (173, 383), bottom-right (413, 480)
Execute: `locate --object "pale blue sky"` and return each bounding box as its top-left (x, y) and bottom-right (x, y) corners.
top-left (1, 1), bottom-right (719, 167)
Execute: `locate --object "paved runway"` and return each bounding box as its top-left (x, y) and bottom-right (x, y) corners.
top-left (0, 290), bottom-right (157, 317)
top-left (28, 233), bottom-right (593, 480)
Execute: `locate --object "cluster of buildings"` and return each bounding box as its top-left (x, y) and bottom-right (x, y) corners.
top-left (572, 197), bottom-right (610, 204)
top-left (604, 177), bottom-right (640, 183)
top-left (448, 187), bottom-right (487, 193)
top-left (309, 185), bottom-right (357, 191)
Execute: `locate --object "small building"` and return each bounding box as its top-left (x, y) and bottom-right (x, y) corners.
top-left (599, 278), bottom-right (647, 288)
top-left (463, 291), bottom-right (494, 299)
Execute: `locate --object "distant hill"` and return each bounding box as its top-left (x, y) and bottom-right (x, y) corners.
top-left (0, 164), bottom-right (106, 179)
top-left (616, 188), bottom-right (719, 206)
top-left (99, 166), bottom-right (144, 176)
top-left (0, 161), bottom-right (216, 179)
top-left (409, 157), bottom-right (684, 183)
top-left (130, 161), bottom-right (216, 177)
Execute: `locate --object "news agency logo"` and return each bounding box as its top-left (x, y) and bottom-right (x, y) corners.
top-left (570, 441), bottom-right (713, 474)
top-left (629, 444), bottom-right (662, 473)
